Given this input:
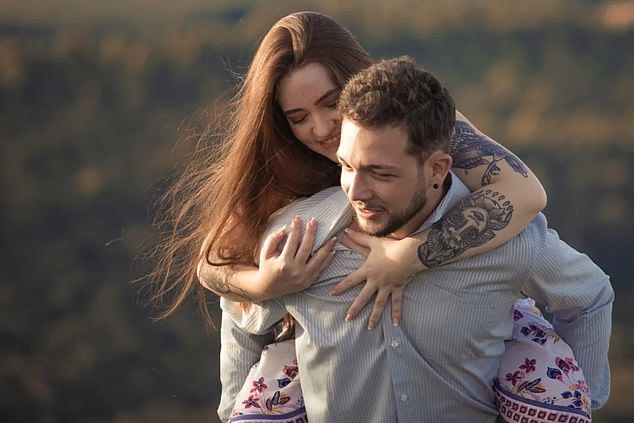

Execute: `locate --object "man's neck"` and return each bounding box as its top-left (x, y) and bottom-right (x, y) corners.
top-left (390, 174), bottom-right (451, 240)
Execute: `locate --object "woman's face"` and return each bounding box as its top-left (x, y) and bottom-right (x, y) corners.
top-left (277, 62), bottom-right (342, 162)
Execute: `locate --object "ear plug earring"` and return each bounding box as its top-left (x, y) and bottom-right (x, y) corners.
top-left (433, 183), bottom-right (439, 189)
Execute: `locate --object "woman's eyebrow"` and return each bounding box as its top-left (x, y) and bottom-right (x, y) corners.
top-left (283, 88), bottom-right (340, 116)
top-left (315, 88), bottom-right (340, 104)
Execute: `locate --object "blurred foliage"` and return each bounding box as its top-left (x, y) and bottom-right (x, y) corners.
top-left (0, 0), bottom-right (632, 422)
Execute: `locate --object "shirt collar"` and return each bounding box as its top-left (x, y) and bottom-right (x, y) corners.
top-left (411, 171), bottom-right (470, 236)
top-left (308, 171), bottom-right (471, 245)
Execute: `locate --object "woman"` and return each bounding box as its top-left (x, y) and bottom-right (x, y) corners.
top-left (150, 11), bottom-right (587, 423)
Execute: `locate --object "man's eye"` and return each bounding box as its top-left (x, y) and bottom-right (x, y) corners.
top-left (375, 173), bottom-right (394, 179)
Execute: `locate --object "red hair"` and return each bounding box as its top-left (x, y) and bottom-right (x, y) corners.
top-left (149, 12), bottom-right (372, 325)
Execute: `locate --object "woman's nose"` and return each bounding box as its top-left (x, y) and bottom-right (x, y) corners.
top-left (313, 115), bottom-right (335, 138)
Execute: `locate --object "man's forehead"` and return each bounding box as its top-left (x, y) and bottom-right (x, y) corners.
top-left (338, 119), bottom-right (412, 166)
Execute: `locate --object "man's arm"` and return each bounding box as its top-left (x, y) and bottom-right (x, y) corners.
top-left (521, 214), bottom-right (614, 409)
top-left (217, 311), bottom-right (275, 422)
top-left (217, 297), bottom-right (288, 421)
top-left (220, 297), bottom-right (288, 336)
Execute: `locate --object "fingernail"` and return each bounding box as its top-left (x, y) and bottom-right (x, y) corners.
top-left (393, 319), bottom-right (399, 327)
top-left (367, 323), bottom-right (375, 330)
top-left (345, 313), bottom-right (352, 321)
top-left (330, 289), bottom-right (338, 296)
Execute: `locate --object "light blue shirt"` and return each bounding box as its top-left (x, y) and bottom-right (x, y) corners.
top-left (218, 176), bottom-right (613, 422)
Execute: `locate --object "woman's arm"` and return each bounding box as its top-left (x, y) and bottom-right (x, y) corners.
top-left (198, 217), bottom-right (336, 301)
top-left (332, 110), bottom-right (547, 328)
top-left (420, 110), bottom-right (547, 265)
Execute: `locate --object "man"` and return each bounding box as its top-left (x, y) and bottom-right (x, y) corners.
top-left (218, 56), bottom-right (613, 422)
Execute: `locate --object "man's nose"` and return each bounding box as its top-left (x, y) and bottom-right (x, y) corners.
top-left (347, 173), bottom-right (370, 202)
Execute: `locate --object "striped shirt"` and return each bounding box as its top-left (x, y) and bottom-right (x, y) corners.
top-left (218, 177), bottom-right (613, 423)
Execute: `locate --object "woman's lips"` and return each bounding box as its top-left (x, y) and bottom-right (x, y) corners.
top-left (317, 133), bottom-right (340, 150)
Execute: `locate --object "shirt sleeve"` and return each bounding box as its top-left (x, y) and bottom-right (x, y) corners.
top-left (520, 213), bottom-right (614, 409)
top-left (217, 187), bottom-right (350, 420)
top-left (217, 311), bottom-right (275, 422)
top-left (220, 297), bottom-right (288, 335)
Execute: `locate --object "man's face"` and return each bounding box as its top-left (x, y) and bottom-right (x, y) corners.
top-left (337, 119), bottom-right (432, 239)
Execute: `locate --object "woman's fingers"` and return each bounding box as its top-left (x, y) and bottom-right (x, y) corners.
top-left (366, 288), bottom-right (391, 330)
top-left (330, 266), bottom-right (365, 295)
top-left (389, 289), bottom-right (403, 327)
top-left (341, 282), bottom-right (403, 329)
top-left (260, 217), bottom-right (335, 293)
top-left (260, 226), bottom-right (287, 260)
top-left (342, 279), bottom-right (377, 323)
top-left (295, 217), bottom-right (317, 263)
top-left (303, 237), bottom-right (337, 287)
top-left (341, 229), bottom-right (370, 257)
top-left (280, 217), bottom-right (302, 259)
top-left (279, 216), bottom-right (322, 263)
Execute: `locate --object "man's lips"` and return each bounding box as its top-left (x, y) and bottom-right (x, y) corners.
top-left (354, 204), bottom-right (383, 219)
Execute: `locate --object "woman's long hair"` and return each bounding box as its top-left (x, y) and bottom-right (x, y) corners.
top-left (148, 11), bottom-right (372, 327)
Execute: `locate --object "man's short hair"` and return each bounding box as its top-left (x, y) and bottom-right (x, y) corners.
top-left (338, 55), bottom-right (455, 159)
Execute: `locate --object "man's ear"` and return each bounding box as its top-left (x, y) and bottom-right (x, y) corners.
top-left (428, 151), bottom-right (452, 187)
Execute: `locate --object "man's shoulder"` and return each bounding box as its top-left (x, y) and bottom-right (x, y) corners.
top-left (499, 212), bottom-right (557, 260)
top-left (263, 186), bottom-right (352, 253)
top-left (269, 186), bottom-right (345, 221)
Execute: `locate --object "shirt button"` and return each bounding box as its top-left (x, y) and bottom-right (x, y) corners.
top-left (400, 393), bottom-right (408, 402)
top-left (390, 338), bottom-right (400, 348)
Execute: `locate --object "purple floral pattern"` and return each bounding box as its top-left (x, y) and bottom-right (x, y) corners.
top-left (496, 298), bottom-right (592, 422)
top-left (230, 340), bottom-right (307, 422)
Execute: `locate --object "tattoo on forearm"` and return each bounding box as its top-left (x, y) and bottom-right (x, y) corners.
top-left (200, 262), bottom-right (230, 293)
top-left (202, 263), bottom-right (251, 301)
top-left (418, 189), bottom-right (513, 267)
top-left (451, 121), bottom-right (528, 186)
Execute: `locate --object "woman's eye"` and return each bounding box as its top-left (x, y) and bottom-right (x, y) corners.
top-left (290, 116), bottom-right (306, 125)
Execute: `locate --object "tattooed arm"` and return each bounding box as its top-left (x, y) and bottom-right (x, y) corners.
top-left (332, 110), bottom-right (547, 328)
top-left (197, 260), bottom-right (255, 302)
top-left (418, 110), bottom-right (545, 265)
top-left (418, 188), bottom-right (515, 267)
top-left (197, 216), bottom-right (337, 302)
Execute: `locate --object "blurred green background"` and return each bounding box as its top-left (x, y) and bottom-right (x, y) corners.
top-left (1, 0), bottom-right (632, 422)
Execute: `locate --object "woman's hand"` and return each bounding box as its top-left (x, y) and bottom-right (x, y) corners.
top-left (330, 228), bottom-right (425, 329)
top-left (256, 217), bottom-right (336, 300)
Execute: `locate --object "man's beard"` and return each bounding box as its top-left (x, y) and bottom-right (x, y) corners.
top-left (357, 185), bottom-right (428, 237)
